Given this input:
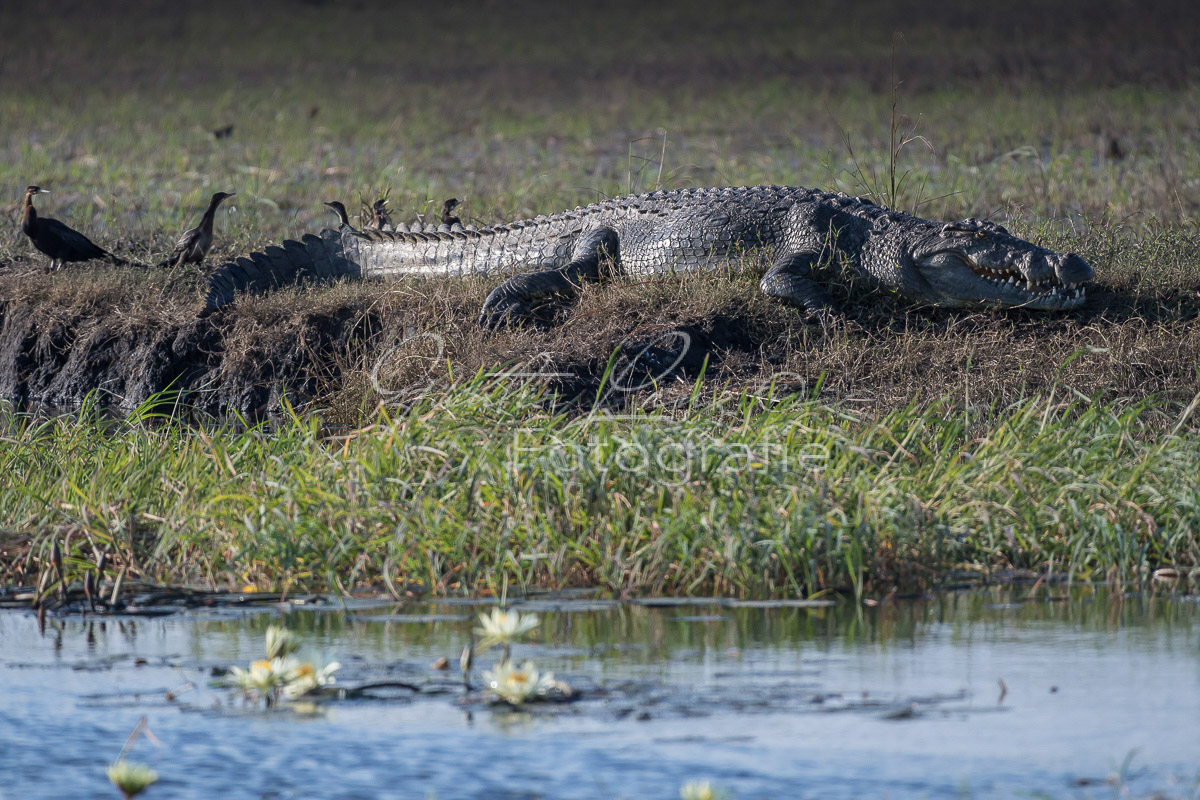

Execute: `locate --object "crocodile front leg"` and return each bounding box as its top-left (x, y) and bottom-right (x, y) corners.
top-left (759, 249), bottom-right (835, 314)
top-left (478, 227), bottom-right (621, 328)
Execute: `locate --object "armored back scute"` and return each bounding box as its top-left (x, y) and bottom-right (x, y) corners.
top-left (202, 227), bottom-right (359, 315)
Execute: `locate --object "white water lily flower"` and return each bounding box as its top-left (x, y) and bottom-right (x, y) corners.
top-left (679, 780), bottom-right (729, 800)
top-left (222, 657), bottom-right (294, 699)
top-left (282, 654), bottom-right (341, 699)
top-left (106, 760), bottom-right (158, 799)
top-left (264, 624), bottom-right (301, 659)
top-left (474, 608), bottom-right (539, 651)
top-left (483, 659), bottom-right (557, 705)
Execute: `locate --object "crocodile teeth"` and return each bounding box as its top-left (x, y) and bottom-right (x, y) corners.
top-left (1019, 284), bottom-right (1087, 303)
top-left (973, 263), bottom-right (1087, 305)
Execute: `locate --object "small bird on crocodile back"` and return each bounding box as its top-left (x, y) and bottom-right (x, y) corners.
top-left (441, 198), bottom-right (461, 227)
top-left (324, 200), bottom-right (355, 231)
top-left (364, 197), bottom-right (391, 230)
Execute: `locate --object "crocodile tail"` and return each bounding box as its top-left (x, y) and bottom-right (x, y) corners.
top-left (200, 228), bottom-right (360, 316)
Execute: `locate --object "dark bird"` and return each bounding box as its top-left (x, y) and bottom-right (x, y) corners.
top-left (324, 200), bottom-right (356, 231)
top-left (441, 197), bottom-right (461, 227)
top-left (156, 191), bottom-right (236, 268)
top-left (365, 197), bottom-right (391, 230)
top-left (307, 106), bottom-right (320, 120)
top-left (211, 124), bottom-right (234, 140)
top-left (20, 186), bottom-right (126, 269)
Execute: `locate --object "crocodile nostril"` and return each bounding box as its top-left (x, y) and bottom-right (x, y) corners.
top-left (1056, 253), bottom-right (1094, 284)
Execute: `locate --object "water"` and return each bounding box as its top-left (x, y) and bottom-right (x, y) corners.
top-left (1, 588), bottom-right (1198, 799)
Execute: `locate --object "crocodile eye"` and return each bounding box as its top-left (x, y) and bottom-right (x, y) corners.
top-left (975, 231), bottom-right (988, 239)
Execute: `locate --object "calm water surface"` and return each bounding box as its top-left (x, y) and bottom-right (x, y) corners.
top-left (1, 588), bottom-right (1198, 799)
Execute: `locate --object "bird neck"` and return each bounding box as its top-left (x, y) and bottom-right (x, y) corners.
top-left (21, 194), bottom-right (37, 235)
top-left (200, 197), bottom-right (223, 228)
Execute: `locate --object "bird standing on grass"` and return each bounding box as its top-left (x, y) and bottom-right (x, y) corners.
top-left (156, 191), bottom-right (236, 268)
top-left (20, 185), bottom-right (126, 269)
top-left (441, 197), bottom-right (461, 227)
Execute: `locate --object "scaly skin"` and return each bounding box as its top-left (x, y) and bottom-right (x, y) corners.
top-left (202, 185), bottom-right (1094, 323)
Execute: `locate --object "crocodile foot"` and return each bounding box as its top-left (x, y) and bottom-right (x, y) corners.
top-left (478, 292), bottom-right (532, 329)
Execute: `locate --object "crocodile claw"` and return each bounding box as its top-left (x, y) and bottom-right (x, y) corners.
top-left (478, 297), bottom-right (532, 329)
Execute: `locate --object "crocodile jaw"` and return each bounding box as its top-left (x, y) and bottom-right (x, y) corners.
top-left (914, 250), bottom-right (1091, 311)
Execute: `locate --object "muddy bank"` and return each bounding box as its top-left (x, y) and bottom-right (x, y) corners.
top-left (0, 266), bottom-right (762, 420)
top-left (1, 260), bottom-right (1199, 422)
top-left (0, 302), bottom-right (372, 419)
top-left (0, 265), bottom-right (381, 418)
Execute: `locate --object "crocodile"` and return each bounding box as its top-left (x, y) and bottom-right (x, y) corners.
top-left (202, 185), bottom-right (1093, 324)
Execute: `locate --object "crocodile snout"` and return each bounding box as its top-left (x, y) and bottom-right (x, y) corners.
top-left (1055, 253), bottom-right (1093, 284)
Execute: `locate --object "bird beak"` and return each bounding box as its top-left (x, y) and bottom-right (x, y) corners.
top-left (37, 188), bottom-right (51, 194)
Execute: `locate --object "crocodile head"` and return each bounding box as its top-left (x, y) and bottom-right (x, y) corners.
top-left (904, 218), bottom-right (1093, 310)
